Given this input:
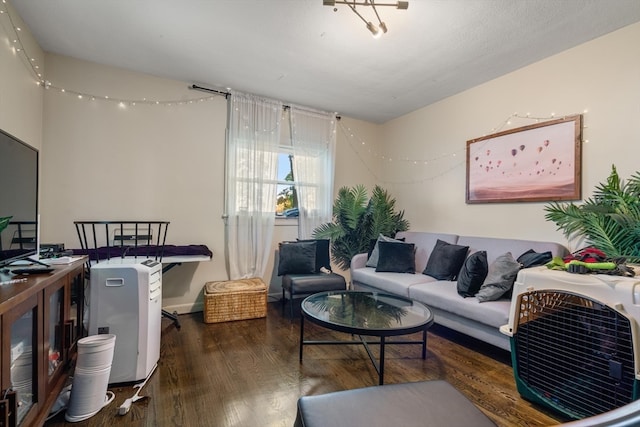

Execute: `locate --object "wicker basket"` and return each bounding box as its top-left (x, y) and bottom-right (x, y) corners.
top-left (203, 278), bottom-right (267, 323)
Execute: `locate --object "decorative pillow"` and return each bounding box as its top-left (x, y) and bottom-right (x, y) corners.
top-left (298, 239), bottom-right (331, 271)
top-left (366, 234), bottom-right (405, 268)
top-left (476, 252), bottom-right (521, 302)
top-left (277, 241), bottom-right (316, 276)
top-left (422, 239), bottom-right (469, 280)
top-left (368, 236), bottom-right (404, 258)
top-left (457, 251), bottom-right (488, 297)
top-left (375, 241), bottom-right (416, 273)
top-left (367, 238), bottom-right (378, 258)
top-left (517, 249), bottom-right (552, 268)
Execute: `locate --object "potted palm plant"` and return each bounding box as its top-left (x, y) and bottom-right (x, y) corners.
top-left (313, 185), bottom-right (409, 270)
top-left (544, 165), bottom-right (640, 263)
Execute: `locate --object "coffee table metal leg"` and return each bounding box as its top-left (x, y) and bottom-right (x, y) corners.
top-left (422, 328), bottom-right (427, 359)
top-left (299, 315), bottom-right (305, 361)
top-left (379, 336), bottom-right (385, 385)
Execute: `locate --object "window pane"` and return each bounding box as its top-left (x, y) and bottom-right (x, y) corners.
top-left (276, 152), bottom-right (297, 216)
top-left (277, 152), bottom-right (293, 181)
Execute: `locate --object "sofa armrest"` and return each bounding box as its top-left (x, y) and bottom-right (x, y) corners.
top-left (350, 253), bottom-right (368, 271)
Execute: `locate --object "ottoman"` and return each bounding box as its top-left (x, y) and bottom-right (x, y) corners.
top-left (293, 380), bottom-right (496, 427)
top-left (203, 278), bottom-right (267, 323)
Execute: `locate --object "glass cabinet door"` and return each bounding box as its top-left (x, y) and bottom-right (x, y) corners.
top-left (10, 304), bottom-right (37, 425)
top-left (68, 271), bottom-right (85, 351)
top-left (48, 286), bottom-right (64, 377)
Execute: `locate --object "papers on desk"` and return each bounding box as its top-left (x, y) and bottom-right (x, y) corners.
top-left (46, 256), bottom-right (85, 265)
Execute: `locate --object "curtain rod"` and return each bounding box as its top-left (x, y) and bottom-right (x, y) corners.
top-left (189, 84), bottom-right (230, 98)
top-left (189, 84), bottom-right (341, 120)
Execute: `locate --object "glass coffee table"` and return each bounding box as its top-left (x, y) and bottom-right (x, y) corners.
top-left (299, 290), bottom-right (434, 385)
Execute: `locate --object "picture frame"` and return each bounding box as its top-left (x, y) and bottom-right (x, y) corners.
top-left (466, 115), bottom-right (582, 203)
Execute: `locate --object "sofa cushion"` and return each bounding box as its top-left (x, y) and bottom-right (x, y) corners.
top-left (376, 241), bottom-right (416, 273)
top-left (409, 280), bottom-right (510, 329)
top-left (352, 268), bottom-right (436, 297)
top-left (457, 251), bottom-right (488, 297)
top-left (476, 252), bottom-right (520, 302)
top-left (423, 239), bottom-right (469, 281)
top-left (366, 234), bottom-right (405, 268)
top-left (278, 241), bottom-right (316, 275)
top-left (457, 235), bottom-right (568, 266)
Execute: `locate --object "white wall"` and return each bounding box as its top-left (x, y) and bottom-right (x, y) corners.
top-left (38, 54), bottom-right (382, 308)
top-left (378, 22), bottom-right (640, 251)
top-left (0, 1), bottom-right (43, 149)
top-left (40, 54), bottom-right (228, 313)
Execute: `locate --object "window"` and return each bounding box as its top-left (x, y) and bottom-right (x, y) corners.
top-left (276, 152), bottom-right (298, 217)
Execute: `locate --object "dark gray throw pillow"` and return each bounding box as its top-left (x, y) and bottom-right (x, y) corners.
top-left (277, 241), bottom-right (316, 276)
top-left (517, 249), bottom-right (552, 268)
top-left (476, 252), bottom-right (521, 302)
top-left (457, 251), bottom-right (488, 297)
top-left (423, 239), bottom-right (469, 280)
top-left (375, 241), bottom-right (416, 273)
top-left (297, 239), bottom-right (331, 271)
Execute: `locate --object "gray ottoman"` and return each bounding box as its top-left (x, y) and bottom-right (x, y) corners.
top-left (294, 380), bottom-right (496, 427)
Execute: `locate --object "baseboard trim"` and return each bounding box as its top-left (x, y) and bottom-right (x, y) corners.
top-left (163, 301), bottom-right (203, 315)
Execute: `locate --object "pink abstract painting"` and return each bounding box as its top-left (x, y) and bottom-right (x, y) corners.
top-left (466, 115), bottom-right (582, 203)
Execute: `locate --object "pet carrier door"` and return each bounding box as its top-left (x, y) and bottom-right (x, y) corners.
top-left (511, 289), bottom-right (639, 420)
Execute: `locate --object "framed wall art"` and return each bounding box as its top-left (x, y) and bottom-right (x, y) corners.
top-left (466, 115), bottom-right (582, 203)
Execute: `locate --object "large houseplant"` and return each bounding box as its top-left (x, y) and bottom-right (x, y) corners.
top-left (313, 185), bottom-right (409, 270)
top-left (544, 165), bottom-right (640, 263)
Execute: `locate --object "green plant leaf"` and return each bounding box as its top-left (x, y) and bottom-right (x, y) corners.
top-left (312, 185), bottom-right (410, 269)
top-left (544, 165), bottom-right (640, 263)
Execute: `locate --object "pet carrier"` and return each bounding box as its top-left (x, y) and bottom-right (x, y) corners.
top-left (500, 266), bottom-right (640, 420)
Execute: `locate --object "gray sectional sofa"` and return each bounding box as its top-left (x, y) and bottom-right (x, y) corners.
top-left (350, 231), bottom-right (568, 351)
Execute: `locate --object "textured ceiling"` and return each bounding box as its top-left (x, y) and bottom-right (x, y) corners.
top-left (12, 0), bottom-right (640, 123)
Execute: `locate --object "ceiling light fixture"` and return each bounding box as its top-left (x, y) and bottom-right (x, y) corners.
top-left (323, 0), bottom-right (408, 38)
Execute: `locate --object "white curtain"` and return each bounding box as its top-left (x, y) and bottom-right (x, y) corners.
top-left (289, 106), bottom-right (337, 239)
top-left (225, 92), bottom-right (282, 279)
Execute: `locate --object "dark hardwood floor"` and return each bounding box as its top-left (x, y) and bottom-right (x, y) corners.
top-left (45, 301), bottom-right (563, 427)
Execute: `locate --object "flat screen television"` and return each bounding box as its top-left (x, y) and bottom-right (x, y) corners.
top-left (0, 128), bottom-right (39, 267)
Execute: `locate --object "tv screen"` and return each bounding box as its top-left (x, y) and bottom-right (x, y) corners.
top-left (0, 128), bottom-right (39, 265)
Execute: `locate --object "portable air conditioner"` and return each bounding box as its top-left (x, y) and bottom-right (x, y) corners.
top-left (88, 258), bottom-right (162, 384)
top-left (500, 266), bottom-right (640, 420)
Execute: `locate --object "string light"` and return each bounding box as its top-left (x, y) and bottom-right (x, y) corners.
top-left (341, 111), bottom-right (586, 185)
top-left (1, 0), bottom-right (590, 159)
top-left (0, 0), bottom-right (219, 107)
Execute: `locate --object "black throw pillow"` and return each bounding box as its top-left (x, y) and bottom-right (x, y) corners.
top-left (366, 235), bottom-right (406, 268)
top-left (457, 251), bottom-right (489, 297)
top-left (375, 241), bottom-right (416, 273)
top-left (517, 249), bottom-right (552, 268)
top-left (298, 239), bottom-right (331, 271)
top-left (277, 241), bottom-right (316, 276)
top-left (423, 239), bottom-right (469, 280)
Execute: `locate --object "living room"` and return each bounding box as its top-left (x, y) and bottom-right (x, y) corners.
top-left (1, 1), bottom-right (640, 425)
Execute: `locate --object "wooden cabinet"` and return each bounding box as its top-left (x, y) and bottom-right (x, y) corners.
top-left (0, 259), bottom-right (86, 426)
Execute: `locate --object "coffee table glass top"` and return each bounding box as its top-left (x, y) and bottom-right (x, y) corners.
top-left (301, 291), bottom-right (433, 335)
